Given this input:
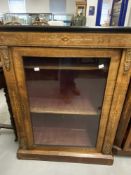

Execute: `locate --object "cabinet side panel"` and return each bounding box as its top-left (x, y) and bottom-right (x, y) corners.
top-left (0, 46), bottom-right (27, 149)
top-left (103, 49), bottom-right (131, 154)
top-left (124, 127), bottom-right (131, 151)
top-left (115, 81), bottom-right (131, 147)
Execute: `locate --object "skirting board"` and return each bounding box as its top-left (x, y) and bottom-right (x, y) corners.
top-left (17, 149), bottom-right (113, 165)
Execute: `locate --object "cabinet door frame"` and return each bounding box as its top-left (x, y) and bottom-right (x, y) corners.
top-left (11, 47), bottom-right (121, 153)
top-left (124, 127), bottom-right (131, 152)
top-left (114, 80), bottom-right (131, 147)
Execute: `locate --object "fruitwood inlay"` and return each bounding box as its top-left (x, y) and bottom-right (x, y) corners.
top-left (0, 32), bottom-right (131, 48)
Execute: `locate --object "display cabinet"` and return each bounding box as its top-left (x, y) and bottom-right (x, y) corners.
top-left (2, 13), bottom-right (73, 26)
top-left (2, 13), bottom-right (53, 25)
top-left (0, 27), bottom-right (131, 165)
top-left (53, 14), bottom-right (73, 26)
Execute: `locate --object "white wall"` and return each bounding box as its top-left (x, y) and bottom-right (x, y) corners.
top-left (125, 0), bottom-right (131, 26)
top-left (26, 0), bottom-right (49, 13)
top-left (86, 0), bottom-right (98, 26)
top-left (0, 0), bottom-right (75, 14)
top-left (128, 8), bottom-right (131, 26)
top-left (26, 0), bottom-right (75, 14)
top-left (66, 0), bottom-right (75, 14)
top-left (0, 0), bottom-right (9, 13)
top-left (100, 0), bottom-right (113, 26)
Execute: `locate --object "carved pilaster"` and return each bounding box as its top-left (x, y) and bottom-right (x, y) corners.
top-left (124, 49), bottom-right (131, 74)
top-left (0, 46), bottom-right (10, 71)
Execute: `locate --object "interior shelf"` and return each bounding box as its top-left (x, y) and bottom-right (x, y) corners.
top-left (29, 97), bottom-right (100, 115)
top-left (23, 57), bottom-right (110, 150)
top-left (25, 64), bottom-right (104, 71)
top-left (31, 113), bottom-right (99, 147)
top-left (27, 77), bottom-right (105, 116)
top-left (24, 57), bottom-right (108, 71)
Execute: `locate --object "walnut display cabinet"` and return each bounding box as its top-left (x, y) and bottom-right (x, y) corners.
top-left (0, 27), bottom-right (131, 165)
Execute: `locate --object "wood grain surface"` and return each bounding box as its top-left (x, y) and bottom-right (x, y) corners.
top-left (0, 31), bottom-right (131, 164)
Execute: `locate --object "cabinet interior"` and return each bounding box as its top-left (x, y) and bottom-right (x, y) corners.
top-left (23, 56), bottom-right (110, 148)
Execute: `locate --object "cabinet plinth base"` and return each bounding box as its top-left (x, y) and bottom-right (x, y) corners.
top-left (17, 149), bottom-right (113, 165)
top-left (113, 146), bottom-right (131, 156)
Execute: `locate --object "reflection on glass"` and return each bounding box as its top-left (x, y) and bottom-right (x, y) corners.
top-left (100, 0), bottom-right (113, 26)
top-left (23, 57), bottom-right (110, 148)
top-left (3, 13), bottom-right (53, 25)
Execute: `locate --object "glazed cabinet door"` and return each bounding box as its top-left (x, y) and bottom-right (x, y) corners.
top-left (9, 47), bottom-right (122, 153)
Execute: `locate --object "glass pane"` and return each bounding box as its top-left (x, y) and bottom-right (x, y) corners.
top-left (23, 57), bottom-right (110, 148)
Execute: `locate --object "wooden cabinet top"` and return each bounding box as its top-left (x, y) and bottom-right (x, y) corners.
top-left (0, 26), bottom-right (131, 33)
top-left (0, 26), bottom-right (131, 48)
